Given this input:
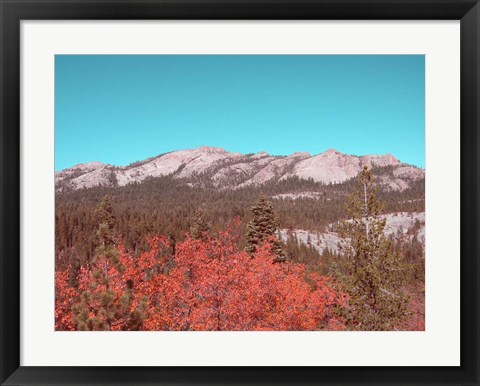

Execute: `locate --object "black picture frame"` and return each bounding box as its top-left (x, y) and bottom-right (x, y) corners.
top-left (1, 0), bottom-right (479, 385)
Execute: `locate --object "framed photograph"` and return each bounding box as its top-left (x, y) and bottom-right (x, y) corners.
top-left (1, 0), bottom-right (478, 385)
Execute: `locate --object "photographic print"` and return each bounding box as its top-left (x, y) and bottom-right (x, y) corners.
top-left (54, 55), bottom-right (425, 331)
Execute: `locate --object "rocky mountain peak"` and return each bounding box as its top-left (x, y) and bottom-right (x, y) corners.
top-left (322, 148), bottom-right (341, 156)
top-left (56, 146), bottom-right (424, 193)
top-left (291, 151), bottom-right (311, 158)
top-left (361, 153), bottom-right (400, 168)
top-left (196, 146), bottom-right (228, 154)
top-left (252, 151), bottom-right (270, 158)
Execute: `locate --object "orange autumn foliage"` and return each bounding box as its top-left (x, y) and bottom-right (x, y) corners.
top-left (55, 267), bottom-right (77, 331)
top-left (55, 223), bottom-right (345, 331)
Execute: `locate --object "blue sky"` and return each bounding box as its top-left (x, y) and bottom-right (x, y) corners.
top-left (55, 55), bottom-right (425, 171)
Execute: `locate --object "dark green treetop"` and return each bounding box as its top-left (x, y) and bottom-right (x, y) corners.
top-left (190, 208), bottom-right (212, 240)
top-left (73, 195), bottom-right (146, 331)
top-left (245, 193), bottom-right (286, 262)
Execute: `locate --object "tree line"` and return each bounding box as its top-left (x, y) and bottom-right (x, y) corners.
top-left (56, 170), bottom-right (424, 268)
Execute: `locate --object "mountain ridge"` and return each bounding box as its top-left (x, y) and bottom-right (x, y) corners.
top-left (55, 146), bottom-right (424, 193)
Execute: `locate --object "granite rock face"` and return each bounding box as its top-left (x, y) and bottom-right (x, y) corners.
top-left (56, 147), bottom-right (424, 192)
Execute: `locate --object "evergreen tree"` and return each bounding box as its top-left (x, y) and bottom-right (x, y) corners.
top-left (245, 194), bottom-right (286, 261)
top-left (190, 209), bottom-right (211, 240)
top-left (335, 167), bottom-right (410, 330)
top-left (94, 195), bottom-right (117, 255)
top-left (73, 195), bottom-right (145, 330)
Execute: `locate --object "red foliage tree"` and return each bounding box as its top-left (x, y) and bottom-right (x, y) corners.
top-left (55, 222), bottom-right (345, 331)
top-left (55, 265), bottom-right (76, 331)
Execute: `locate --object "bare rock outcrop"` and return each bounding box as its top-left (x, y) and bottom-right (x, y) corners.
top-left (56, 147), bottom-right (424, 192)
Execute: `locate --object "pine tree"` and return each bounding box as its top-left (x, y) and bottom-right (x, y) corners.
top-left (94, 195), bottom-right (117, 257)
top-left (190, 209), bottom-right (211, 240)
top-left (245, 194), bottom-right (286, 261)
top-left (73, 195), bottom-right (145, 330)
top-left (335, 167), bottom-right (410, 330)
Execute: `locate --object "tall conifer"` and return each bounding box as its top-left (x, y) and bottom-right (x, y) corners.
top-left (190, 208), bottom-right (211, 240)
top-left (73, 195), bottom-right (145, 330)
top-left (335, 167), bottom-right (410, 330)
top-left (245, 194), bottom-right (286, 261)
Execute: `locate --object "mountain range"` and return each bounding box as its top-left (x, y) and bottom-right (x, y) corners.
top-left (55, 146), bottom-right (424, 193)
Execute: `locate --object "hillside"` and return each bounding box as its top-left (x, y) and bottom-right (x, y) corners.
top-left (279, 211), bottom-right (425, 255)
top-left (56, 147), bottom-right (424, 193)
top-left (55, 153), bottom-right (424, 267)
top-left (55, 148), bottom-right (425, 332)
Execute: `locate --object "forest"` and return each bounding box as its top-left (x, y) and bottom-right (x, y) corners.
top-left (55, 167), bottom-right (425, 331)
